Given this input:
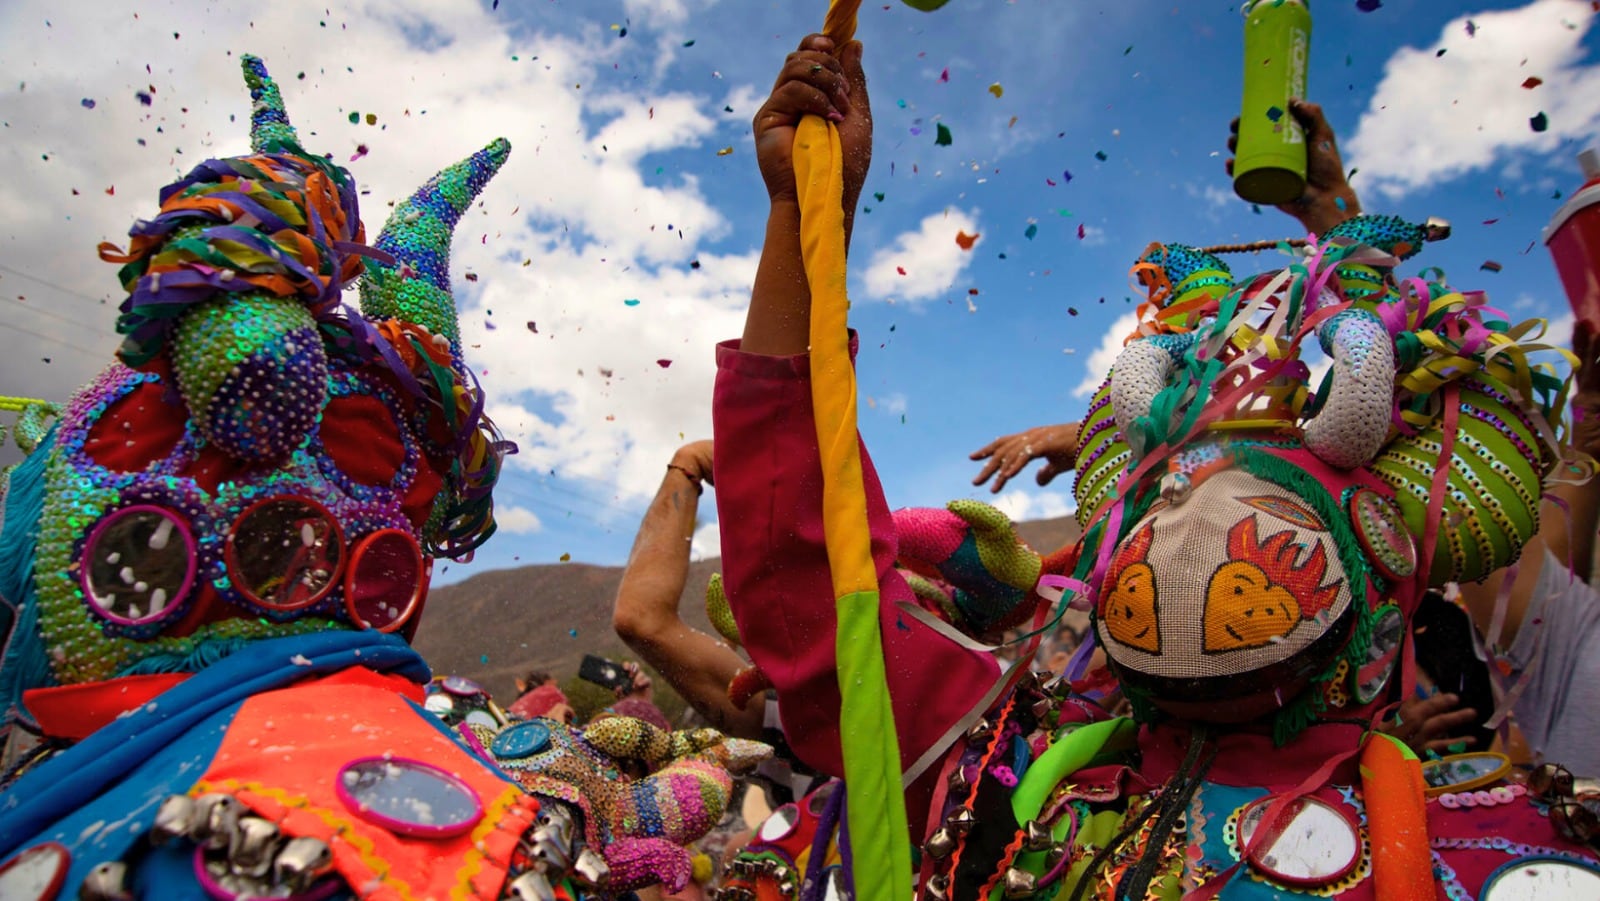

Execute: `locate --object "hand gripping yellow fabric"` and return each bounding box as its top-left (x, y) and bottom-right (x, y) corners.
top-left (795, 1), bottom-right (913, 898)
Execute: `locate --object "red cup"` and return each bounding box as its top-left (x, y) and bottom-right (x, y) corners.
top-left (1545, 148), bottom-right (1600, 330)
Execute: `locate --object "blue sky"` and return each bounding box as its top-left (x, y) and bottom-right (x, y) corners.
top-left (1, 0), bottom-right (1596, 584)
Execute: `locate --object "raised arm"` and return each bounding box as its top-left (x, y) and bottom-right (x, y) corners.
top-left (1226, 98), bottom-right (1362, 235)
top-left (969, 422), bottom-right (1081, 494)
top-left (713, 35), bottom-right (1000, 785)
top-left (612, 441), bottom-right (763, 739)
top-left (1457, 324), bottom-right (1600, 645)
top-left (743, 34), bottom-right (869, 355)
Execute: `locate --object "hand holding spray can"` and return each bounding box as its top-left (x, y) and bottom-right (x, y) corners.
top-left (1234, 0), bottom-right (1312, 205)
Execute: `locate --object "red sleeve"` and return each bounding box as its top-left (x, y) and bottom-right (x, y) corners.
top-left (711, 337), bottom-right (1000, 780)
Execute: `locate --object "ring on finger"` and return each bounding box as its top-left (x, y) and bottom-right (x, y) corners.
top-left (810, 64), bottom-right (824, 72)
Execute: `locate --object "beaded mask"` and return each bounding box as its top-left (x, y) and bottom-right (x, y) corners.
top-left (0, 56), bottom-right (513, 709)
top-left (1069, 216), bottom-right (1571, 739)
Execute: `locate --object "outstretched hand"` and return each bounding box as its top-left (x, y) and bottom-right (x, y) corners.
top-left (752, 34), bottom-right (872, 227)
top-left (1227, 98), bottom-right (1361, 236)
top-left (1380, 692), bottom-right (1479, 756)
top-left (970, 423), bottom-right (1081, 494)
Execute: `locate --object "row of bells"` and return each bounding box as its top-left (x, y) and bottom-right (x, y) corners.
top-left (505, 802), bottom-right (611, 901)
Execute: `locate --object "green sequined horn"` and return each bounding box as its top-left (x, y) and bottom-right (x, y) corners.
top-left (360, 139), bottom-right (513, 356)
top-left (241, 54), bottom-right (300, 153)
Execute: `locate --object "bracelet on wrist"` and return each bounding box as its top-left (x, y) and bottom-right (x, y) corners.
top-left (666, 463), bottom-right (703, 495)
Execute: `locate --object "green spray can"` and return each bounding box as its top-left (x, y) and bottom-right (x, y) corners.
top-left (1234, 0), bottom-right (1311, 205)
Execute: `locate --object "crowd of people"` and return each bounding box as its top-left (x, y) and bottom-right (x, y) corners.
top-left (0, 22), bottom-right (1596, 901)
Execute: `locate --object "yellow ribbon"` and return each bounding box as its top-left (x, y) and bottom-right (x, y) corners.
top-left (797, 2), bottom-right (913, 898)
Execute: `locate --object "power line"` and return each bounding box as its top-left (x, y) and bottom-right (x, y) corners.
top-left (1, 294), bottom-right (103, 331)
top-left (0, 320), bottom-right (110, 359)
top-left (0, 261), bottom-right (116, 307)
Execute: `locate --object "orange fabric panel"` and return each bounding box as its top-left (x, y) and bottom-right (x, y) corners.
top-left (198, 671), bottom-right (527, 901)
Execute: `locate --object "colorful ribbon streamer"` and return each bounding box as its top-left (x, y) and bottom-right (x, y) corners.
top-left (796, 2), bottom-right (912, 898)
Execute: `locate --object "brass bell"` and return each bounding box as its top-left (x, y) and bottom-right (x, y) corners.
top-left (151, 795), bottom-right (196, 846)
top-left (945, 808), bottom-right (978, 835)
top-left (79, 861), bottom-right (131, 901)
top-left (1030, 697), bottom-right (1055, 720)
top-left (573, 848), bottom-right (610, 887)
top-left (507, 870), bottom-right (558, 901)
top-left (1043, 843), bottom-right (1068, 868)
top-left (228, 817), bottom-right (281, 878)
top-left (947, 766), bottom-right (970, 796)
top-left (1022, 820), bottom-right (1053, 852)
top-left (273, 836), bottom-right (333, 895)
top-left (965, 719), bottom-right (993, 744)
top-left (1002, 867), bottom-right (1039, 898)
top-left (1041, 673), bottom-right (1070, 698)
top-left (924, 873), bottom-right (951, 900)
top-left (193, 794), bottom-right (243, 850)
top-left (923, 827), bottom-right (957, 859)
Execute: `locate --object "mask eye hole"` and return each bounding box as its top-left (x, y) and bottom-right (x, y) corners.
top-left (82, 505), bottom-right (197, 626)
top-left (226, 496), bottom-right (346, 611)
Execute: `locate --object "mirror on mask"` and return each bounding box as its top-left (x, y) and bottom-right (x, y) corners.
top-left (1481, 856), bottom-right (1600, 900)
top-left (228, 498), bottom-right (344, 610)
top-left (1238, 796), bottom-right (1361, 887)
top-left (337, 758), bottom-right (482, 838)
top-left (83, 506), bottom-right (197, 626)
top-left (1422, 752), bottom-right (1512, 796)
top-left (345, 529), bottom-right (424, 631)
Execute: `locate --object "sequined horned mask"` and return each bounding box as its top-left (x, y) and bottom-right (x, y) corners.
top-left (1069, 216), bottom-right (1572, 740)
top-left (0, 56), bottom-right (513, 719)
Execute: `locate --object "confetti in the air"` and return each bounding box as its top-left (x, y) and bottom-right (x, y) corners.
top-left (1529, 112), bottom-right (1549, 132)
top-left (624, 298), bottom-right (641, 306)
top-left (80, 98), bottom-right (95, 109)
top-left (1522, 77), bottom-right (1544, 89)
top-left (1094, 150), bottom-right (1108, 161)
top-left (657, 359), bottom-right (672, 368)
top-left (1024, 223), bottom-right (1039, 240)
top-left (935, 123), bottom-right (953, 146)
top-left (955, 230), bottom-right (979, 250)
top-left (1356, 0), bottom-right (1382, 10)
top-left (1480, 260), bottom-right (1503, 272)
top-left (716, 146), bottom-right (734, 156)
top-left (988, 83), bottom-right (1003, 98)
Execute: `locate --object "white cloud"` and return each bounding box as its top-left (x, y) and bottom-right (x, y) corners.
top-left (868, 392), bottom-right (909, 417)
top-left (1545, 310), bottom-right (1576, 356)
top-left (989, 489), bottom-right (1074, 523)
top-left (1346, 0), bottom-right (1600, 199)
top-left (497, 506), bottom-right (544, 535)
top-left (0, 0), bottom-right (760, 506)
top-left (691, 518), bottom-right (722, 561)
top-left (1073, 311), bottom-right (1140, 398)
top-left (860, 208), bottom-right (982, 304)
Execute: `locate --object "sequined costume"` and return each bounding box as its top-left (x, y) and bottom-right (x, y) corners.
top-left (0, 57), bottom-right (762, 901)
top-left (712, 217), bottom-right (1600, 899)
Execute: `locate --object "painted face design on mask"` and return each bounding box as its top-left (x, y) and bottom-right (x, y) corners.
top-left (1101, 523), bottom-right (1160, 653)
top-left (1203, 504), bottom-right (1341, 654)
